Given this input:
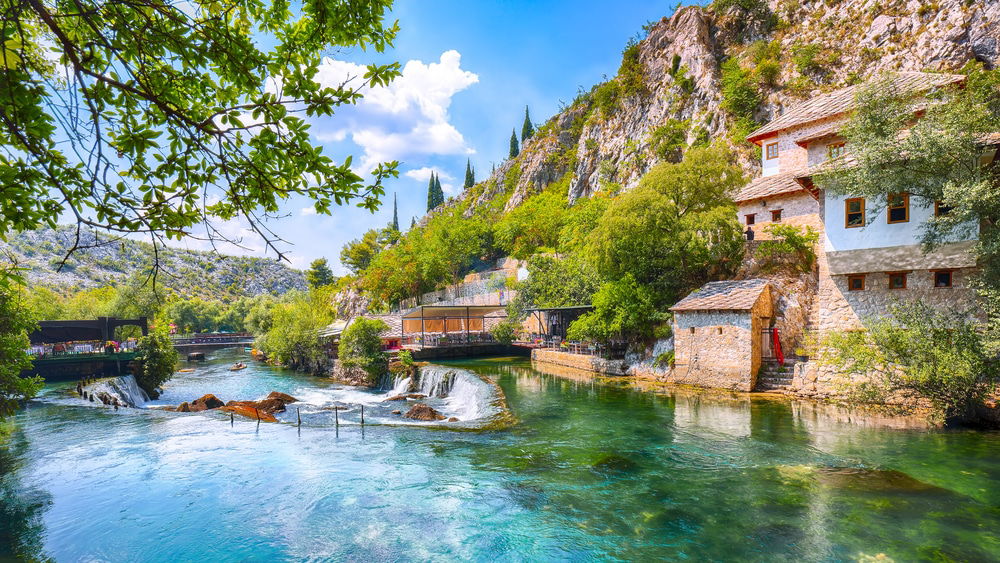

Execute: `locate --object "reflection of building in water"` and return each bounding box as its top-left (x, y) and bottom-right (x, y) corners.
top-left (789, 399), bottom-right (931, 453)
top-left (671, 393), bottom-right (752, 438)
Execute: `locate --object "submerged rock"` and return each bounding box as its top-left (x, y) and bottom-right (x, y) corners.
top-left (391, 410), bottom-right (402, 415)
top-left (385, 393), bottom-right (427, 401)
top-left (448, 417), bottom-right (459, 422)
top-left (591, 454), bottom-right (639, 474)
top-left (403, 403), bottom-right (445, 421)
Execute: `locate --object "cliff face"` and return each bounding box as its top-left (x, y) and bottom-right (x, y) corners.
top-left (466, 0), bottom-right (1000, 212)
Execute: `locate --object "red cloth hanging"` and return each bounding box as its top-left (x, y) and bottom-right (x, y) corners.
top-left (772, 327), bottom-right (784, 366)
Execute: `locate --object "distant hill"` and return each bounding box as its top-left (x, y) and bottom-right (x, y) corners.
top-left (1, 225), bottom-right (307, 299)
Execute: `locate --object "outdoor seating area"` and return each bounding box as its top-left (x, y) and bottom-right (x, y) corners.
top-left (27, 339), bottom-right (137, 359)
top-left (519, 335), bottom-right (627, 360)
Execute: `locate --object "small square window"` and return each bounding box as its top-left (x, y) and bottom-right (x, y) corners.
top-left (847, 275), bottom-right (865, 291)
top-left (934, 271), bottom-right (953, 288)
top-left (771, 209), bottom-right (782, 222)
top-left (828, 142), bottom-right (846, 159)
top-left (745, 214), bottom-right (756, 225)
top-left (887, 192), bottom-right (909, 224)
top-left (888, 272), bottom-right (907, 290)
top-left (689, 327), bottom-right (695, 334)
top-left (717, 327), bottom-right (723, 335)
top-left (765, 143), bottom-right (779, 160)
top-left (935, 201), bottom-right (954, 217)
top-left (845, 198), bottom-right (865, 228)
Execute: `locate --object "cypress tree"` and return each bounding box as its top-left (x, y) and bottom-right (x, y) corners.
top-left (427, 173), bottom-right (436, 212)
top-left (433, 174), bottom-right (444, 207)
top-left (521, 106), bottom-right (534, 142)
top-left (464, 159), bottom-right (474, 189)
top-left (509, 129), bottom-right (519, 158)
top-left (391, 193), bottom-right (399, 231)
top-left (410, 217), bottom-right (416, 229)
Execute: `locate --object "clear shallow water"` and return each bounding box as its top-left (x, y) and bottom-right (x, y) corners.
top-left (3, 351), bottom-right (1000, 561)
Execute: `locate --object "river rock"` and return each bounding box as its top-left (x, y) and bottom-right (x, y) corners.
top-left (448, 417), bottom-right (459, 422)
top-left (403, 403), bottom-right (445, 421)
top-left (385, 393), bottom-right (427, 401)
top-left (221, 403), bottom-right (278, 423)
top-left (392, 410), bottom-right (402, 415)
top-left (175, 402), bottom-right (191, 413)
top-left (190, 394), bottom-right (225, 411)
top-left (266, 391), bottom-right (297, 404)
top-left (225, 391), bottom-right (298, 415)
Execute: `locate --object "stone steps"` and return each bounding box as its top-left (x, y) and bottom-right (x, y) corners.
top-left (755, 362), bottom-right (797, 392)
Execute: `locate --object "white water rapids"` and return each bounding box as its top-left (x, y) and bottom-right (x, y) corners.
top-left (80, 375), bottom-right (149, 408)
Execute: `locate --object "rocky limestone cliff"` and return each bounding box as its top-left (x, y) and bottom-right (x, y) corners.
top-left (459, 0), bottom-right (1000, 213)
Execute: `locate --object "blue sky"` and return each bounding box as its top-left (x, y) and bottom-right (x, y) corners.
top-left (213, 1), bottom-right (691, 274)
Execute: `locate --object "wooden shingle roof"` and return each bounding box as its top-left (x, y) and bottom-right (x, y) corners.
top-left (670, 280), bottom-right (769, 312)
top-left (746, 72), bottom-right (964, 144)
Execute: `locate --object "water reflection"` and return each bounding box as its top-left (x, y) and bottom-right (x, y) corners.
top-left (0, 427), bottom-right (51, 561)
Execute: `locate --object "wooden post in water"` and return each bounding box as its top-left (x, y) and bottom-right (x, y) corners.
top-left (230, 411), bottom-right (234, 426)
top-left (361, 405), bottom-right (365, 425)
top-left (297, 407), bottom-right (301, 427)
top-left (255, 407), bottom-right (260, 429)
top-left (334, 406), bottom-right (339, 428)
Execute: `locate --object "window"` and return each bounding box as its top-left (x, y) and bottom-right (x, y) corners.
top-left (887, 192), bottom-right (909, 224)
top-left (933, 270), bottom-right (953, 288)
top-left (717, 327), bottom-right (723, 335)
top-left (845, 198), bottom-right (865, 228)
top-left (745, 214), bottom-right (756, 225)
top-left (847, 275), bottom-right (865, 291)
top-left (888, 272), bottom-right (908, 290)
top-left (689, 327), bottom-right (695, 334)
top-left (765, 143), bottom-right (779, 160)
top-left (771, 209), bottom-right (782, 222)
top-left (935, 201), bottom-right (954, 217)
top-left (828, 142), bottom-right (846, 159)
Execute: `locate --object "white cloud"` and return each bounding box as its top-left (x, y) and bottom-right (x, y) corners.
top-left (404, 167), bottom-right (454, 182)
top-left (300, 206), bottom-right (318, 216)
top-left (311, 50), bottom-right (479, 171)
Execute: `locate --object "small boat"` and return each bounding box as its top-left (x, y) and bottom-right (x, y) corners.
top-left (177, 368), bottom-right (195, 373)
top-left (229, 362), bottom-right (247, 371)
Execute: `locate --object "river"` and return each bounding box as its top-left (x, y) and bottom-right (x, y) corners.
top-left (2, 349), bottom-right (1000, 561)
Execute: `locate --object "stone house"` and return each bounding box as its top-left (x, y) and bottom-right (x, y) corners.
top-left (672, 72), bottom-right (993, 393)
top-left (670, 280), bottom-right (773, 392)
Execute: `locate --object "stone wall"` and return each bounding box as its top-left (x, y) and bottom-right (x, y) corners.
top-left (737, 189), bottom-right (821, 241)
top-left (670, 289), bottom-right (771, 391)
top-left (531, 349), bottom-right (627, 376)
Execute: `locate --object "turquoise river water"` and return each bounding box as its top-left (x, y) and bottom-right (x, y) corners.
top-left (2, 350), bottom-right (1000, 561)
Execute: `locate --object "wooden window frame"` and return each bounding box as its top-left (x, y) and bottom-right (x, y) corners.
top-left (847, 274), bottom-right (866, 291)
top-left (845, 197), bottom-right (866, 228)
top-left (932, 270), bottom-right (954, 289)
top-left (887, 271), bottom-right (908, 290)
top-left (765, 142), bottom-right (779, 160)
top-left (828, 142), bottom-right (846, 159)
top-left (887, 192), bottom-right (910, 224)
top-left (770, 209), bottom-right (782, 222)
top-left (745, 213), bottom-right (756, 226)
top-left (934, 200), bottom-right (953, 217)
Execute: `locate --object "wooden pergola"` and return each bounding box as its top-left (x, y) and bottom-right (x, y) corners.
top-left (400, 305), bottom-right (506, 347)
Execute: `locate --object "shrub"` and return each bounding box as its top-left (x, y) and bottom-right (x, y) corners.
top-left (491, 320), bottom-right (517, 345)
top-left (134, 326), bottom-right (178, 396)
top-left (592, 80), bottom-right (621, 117)
top-left (791, 43), bottom-right (823, 75)
top-left (753, 224), bottom-right (819, 273)
top-left (654, 350), bottom-right (675, 369)
top-left (339, 318), bottom-right (389, 384)
top-left (397, 349), bottom-right (414, 367)
top-left (618, 40), bottom-right (646, 98)
top-left (720, 58), bottom-right (761, 121)
top-left (821, 303), bottom-right (997, 422)
top-left (567, 275), bottom-right (663, 344)
top-left (755, 59), bottom-right (781, 87)
top-left (650, 119), bottom-right (689, 162)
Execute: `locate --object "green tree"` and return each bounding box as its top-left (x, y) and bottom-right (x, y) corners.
top-left (493, 189), bottom-right (567, 259)
top-left (0, 286), bottom-right (42, 417)
top-left (521, 106), bottom-right (534, 142)
top-left (134, 326), bottom-right (178, 396)
top-left (509, 129), bottom-right (520, 158)
top-left (1, 0), bottom-right (401, 278)
top-left (339, 318), bottom-right (389, 384)
top-left (340, 229), bottom-right (382, 274)
top-left (584, 145), bottom-right (745, 304)
top-left (306, 258), bottom-right (336, 289)
top-left (165, 298), bottom-right (221, 334)
top-left (821, 302), bottom-right (997, 423)
top-left (256, 290), bottom-right (331, 373)
top-left (507, 254), bottom-right (600, 321)
top-left (464, 159), bottom-right (475, 190)
top-left (816, 68), bottom-right (1000, 348)
top-left (567, 274), bottom-right (662, 344)
top-left (434, 174), bottom-right (445, 207)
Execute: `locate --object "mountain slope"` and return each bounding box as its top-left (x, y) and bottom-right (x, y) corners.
top-left (1, 226), bottom-right (306, 299)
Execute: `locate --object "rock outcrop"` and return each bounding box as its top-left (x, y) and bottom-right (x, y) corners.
top-left (403, 403), bottom-right (446, 421)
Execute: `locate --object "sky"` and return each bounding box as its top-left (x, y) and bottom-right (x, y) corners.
top-left (186, 1), bottom-right (693, 274)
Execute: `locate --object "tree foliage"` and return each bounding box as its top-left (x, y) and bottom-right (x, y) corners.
top-left (306, 258), bottom-right (336, 289)
top-left (821, 302), bottom-right (997, 422)
top-left (507, 254), bottom-right (600, 321)
top-left (255, 290), bottom-right (331, 373)
top-left (567, 274), bottom-right (662, 344)
top-left (584, 145), bottom-right (745, 305)
top-left (0, 286), bottom-right (42, 418)
top-left (509, 129), bottom-right (520, 158)
top-left (338, 317), bottom-right (388, 384)
top-left (464, 159), bottom-right (475, 190)
top-left (134, 325), bottom-right (178, 395)
top-left (754, 224), bottom-right (819, 274)
top-left (0, 0), bottom-right (401, 275)
top-left (494, 189), bottom-right (567, 259)
top-left (521, 106), bottom-right (534, 142)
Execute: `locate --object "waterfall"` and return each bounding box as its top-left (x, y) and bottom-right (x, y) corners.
top-left (411, 365), bottom-right (498, 421)
top-left (82, 375), bottom-right (149, 408)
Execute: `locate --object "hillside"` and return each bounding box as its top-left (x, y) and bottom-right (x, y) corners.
top-left (346, 0), bottom-right (1000, 312)
top-left (1, 226), bottom-right (307, 300)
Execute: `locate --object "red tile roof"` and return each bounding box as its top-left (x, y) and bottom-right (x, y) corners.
top-left (747, 72), bottom-right (965, 144)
